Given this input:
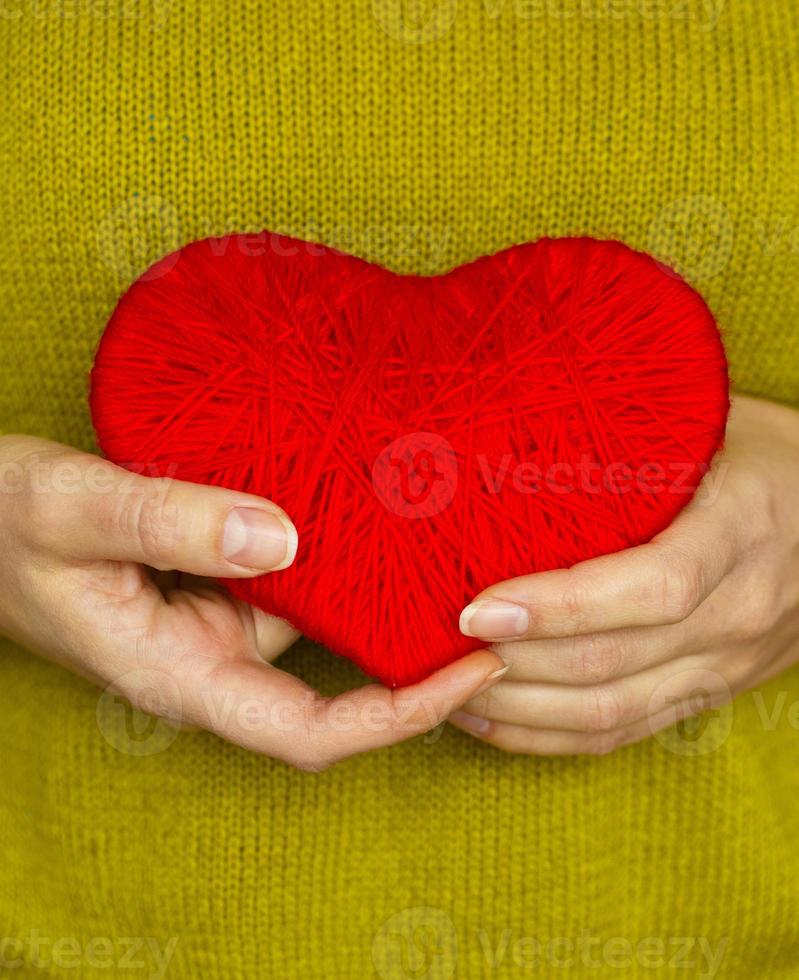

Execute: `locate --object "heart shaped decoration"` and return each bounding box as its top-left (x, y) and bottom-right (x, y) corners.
top-left (90, 235), bottom-right (729, 687)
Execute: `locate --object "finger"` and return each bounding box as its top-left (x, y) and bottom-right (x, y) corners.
top-left (459, 499), bottom-right (738, 641)
top-left (449, 714), bottom-right (628, 756)
top-left (175, 574), bottom-right (301, 662)
top-left (459, 660), bottom-right (733, 734)
top-left (174, 649), bottom-right (508, 771)
top-left (491, 621), bottom-right (692, 686)
top-left (13, 441), bottom-right (297, 576)
top-left (74, 564), bottom-right (506, 769)
top-left (250, 608), bottom-right (301, 662)
top-left (450, 683), bottom-right (733, 756)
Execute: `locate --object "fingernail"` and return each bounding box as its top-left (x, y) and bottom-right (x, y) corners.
top-left (223, 507), bottom-right (298, 571)
top-left (459, 600), bottom-right (529, 639)
top-left (473, 663), bottom-right (511, 698)
top-left (450, 710), bottom-right (492, 734)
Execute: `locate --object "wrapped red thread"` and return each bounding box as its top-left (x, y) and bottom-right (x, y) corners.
top-left (90, 235), bottom-right (729, 687)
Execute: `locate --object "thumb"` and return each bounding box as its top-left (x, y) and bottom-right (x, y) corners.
top-left (12, 439), bottom-right (297, 577)
top-left (182, 649), bottom-right (509, 770)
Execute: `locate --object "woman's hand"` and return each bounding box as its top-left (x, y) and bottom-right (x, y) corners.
top-left (450, 395), bottom-right (799, 755)
top-left (0, 435), bottom-right (504, 771)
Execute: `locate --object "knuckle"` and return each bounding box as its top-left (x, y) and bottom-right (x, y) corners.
top-left (21, 487), bottom-right (62, 545)
top-left (732, 584), bottom-right (782, 641)
top-left (290, 696), bottom-right (339, 772)
top-left (585, 729), bottom-right (625, 756)
top-left (9, 446), bottom-right (85, 537)
top-left (580, 684), bottom-right (624, 734)
top-left (559, 577), bottom-right (593, 631)
top-left (292, 746), bottom-right (335, 774)
top-left (650, 555), bottom-right (705, 623)
top-left (729, 468), bottom-right (774, 538)
top-left (389, 691), bottom-right (440, 732)
top-left (113, 671), bottom-right (183, 727)
top-left (570, 634), bottom-right (625, 684)
top-left (482, 729), bottom-right (522, 755)
top-left (117, 479), bottom-right (182, 568)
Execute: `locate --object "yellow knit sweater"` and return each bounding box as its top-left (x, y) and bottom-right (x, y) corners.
top-left (1, 2), bottom-right (799, 977)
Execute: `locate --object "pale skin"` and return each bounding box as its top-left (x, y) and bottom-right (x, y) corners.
top-left (0, 394), bottom-right (797, 767)
top-left (0, 435), bottom-right (506, 772)
top-left (452, 395), bottom-right (799, 754)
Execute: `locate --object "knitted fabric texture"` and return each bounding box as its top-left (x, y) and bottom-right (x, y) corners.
top-left (1, 2), bottom-right (799, 978)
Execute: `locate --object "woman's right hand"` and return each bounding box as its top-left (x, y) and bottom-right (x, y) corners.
top-left (0, 435), bottom-right (505, 770)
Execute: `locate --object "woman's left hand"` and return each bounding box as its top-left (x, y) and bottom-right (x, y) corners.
top-left (449, 394), bottom-right (799, 755)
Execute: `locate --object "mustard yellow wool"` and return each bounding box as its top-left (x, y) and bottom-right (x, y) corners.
top-left (1, 1), bottom-right (799, 977)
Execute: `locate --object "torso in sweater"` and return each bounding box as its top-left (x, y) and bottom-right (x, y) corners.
top-left (1, 2), bottom-right (798, 977)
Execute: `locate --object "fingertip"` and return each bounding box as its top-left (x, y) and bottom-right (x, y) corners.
top-left (411, 649), bottom-right (508, 701)
top-left (449, 709), bottom-right (492, 736)
top-left (459, 599), bottom-right (529, 640)
top-left (221, 506), bottom-right (298, 574)
top-left (270, 511), bottom-right (299, 571)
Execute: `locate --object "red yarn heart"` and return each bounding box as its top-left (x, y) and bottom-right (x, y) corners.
top-left (90, 235), bottom-right (729, 687)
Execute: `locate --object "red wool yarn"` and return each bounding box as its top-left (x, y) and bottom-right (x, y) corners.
top-left (90, 235), bottom-right (729, 688)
